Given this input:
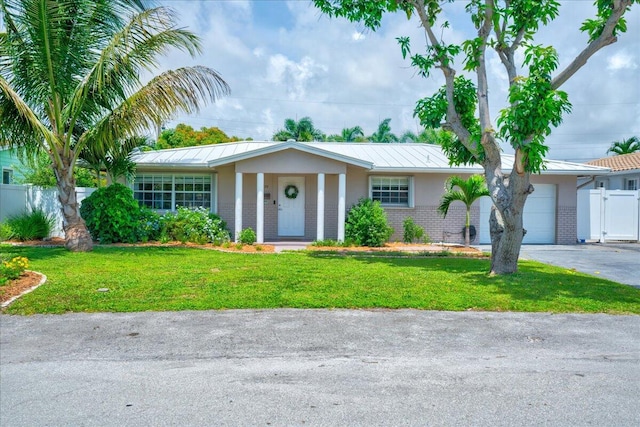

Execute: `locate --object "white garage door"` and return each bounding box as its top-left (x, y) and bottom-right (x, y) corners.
top-left (479, 184), bottom-right (557, 244)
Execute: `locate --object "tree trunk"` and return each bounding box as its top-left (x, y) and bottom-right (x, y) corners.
top-left (488, 173), bottom-right (532, 275)
top-left (464, 208), bottom-right (471, 247)
top-left (56, 164), bottom-right (94, 252)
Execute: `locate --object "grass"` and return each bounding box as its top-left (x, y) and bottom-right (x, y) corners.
top-left (1, 245), bottom-right (639, 315)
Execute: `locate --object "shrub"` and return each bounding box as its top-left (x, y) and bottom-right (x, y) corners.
top-left (403, 217), bottom-right (425, 244)
top-left (137, 207), bottom-right (162, 243)
top-left (0, 222), bottom-right (14, 242)
top-left (162, 207), bottom-right (230, 245)
top-left (238, 228), bottom-right (257, 245)
top-left (80, 183), bottom-right (142, 243)
top-left (0, 256), bottom-right (29, 286)
top-left (345, 198), bottom-right (393, 247)
top-left (6, 209), bottom-right (54, 241)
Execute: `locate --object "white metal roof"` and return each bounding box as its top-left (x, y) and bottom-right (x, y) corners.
top-left (133, 141), bottom-right (609, 175)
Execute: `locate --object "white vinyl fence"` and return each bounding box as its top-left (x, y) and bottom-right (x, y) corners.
top-left (0, 184), bottom-right (95, 238)
top-left (577, 188), bottom-right (640, 242)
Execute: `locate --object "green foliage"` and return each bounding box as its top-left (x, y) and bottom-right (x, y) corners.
top-left (137, 208), bottom-right (163, 243)
top-left (80, 184), bottom-right (142, 244)
top-left (162, 207), bottom-right (230, 245)
top-left (402, 217), bottom-right (425, 244)
top-left (607, 136), bottom-right (640, 155)
top-left (0, 256), bottom-right (29, 286)
top-left (6, 210), bottom-right (54, 241)
top-left (0, 223), bottom-right (15, 242)
top-left (16, 153), bottom-right (97, 188)
top-left (156, 124), bottom-right (242, 149)
top-left (369, 118), bottom-right (398, 142)
top-left (273, 117), bottom-right (325, 142)
top-left (414, 77), bottom-right (483, 165)
top-left (438, 175), bottom-right (490, 222)
top-left (496, 44), bottom-right (572, 173)
top-left (238, 228), bottom-right (257, 245)
top-left (345, 198), bottom-right (393, 247)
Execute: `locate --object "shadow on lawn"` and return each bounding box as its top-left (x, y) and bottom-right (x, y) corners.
top-left (308, 251), bottom-right (640, 309)
top-left (0, 244), bottom-right (198, 262)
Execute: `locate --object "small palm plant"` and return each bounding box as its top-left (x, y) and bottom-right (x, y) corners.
top-left (438, 175), bottom-right (490, 247)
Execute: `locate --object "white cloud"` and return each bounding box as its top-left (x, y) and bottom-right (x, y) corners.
top-left (607, 51), bottom-right (638, 71)
top-left (157, 0), bottom-right (639, 160)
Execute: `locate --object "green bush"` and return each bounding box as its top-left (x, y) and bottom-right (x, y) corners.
top-left (403, 217), bottom-right (425, 244)
top-left (137, 207), bottom-right (162, 243)
top-left (238, 228), bottom-right (257, 245)
top-left (6, 209), bottom-right (54, 241)
top-left (80, 183), bottom-right (141, 243)
top-left (162, 207), bottom-right (230, 245)
top-left (0, 222), bottom-right (14, 242)
top-left (345, 198), bottom-right (393, 247)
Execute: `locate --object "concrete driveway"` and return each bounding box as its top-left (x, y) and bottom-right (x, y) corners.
top-left (517, 243), bottom-right (640, 288)
top-left (1, 310), bottom-right (639, 426)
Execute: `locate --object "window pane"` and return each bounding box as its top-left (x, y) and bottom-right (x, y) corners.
top-left (370, 176), bottom-right (410, 206)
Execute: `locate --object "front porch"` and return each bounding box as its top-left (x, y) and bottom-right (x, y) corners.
top-left (229, 172), bottom-right (347, 243)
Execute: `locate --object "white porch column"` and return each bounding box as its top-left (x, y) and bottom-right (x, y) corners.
top-left (337, 173), bottom-right (346, 242)
top-left (256, 173), bottom-right (264, 243)
top-left (317, 173), bottom-right (325, 241)
top-left (235, 172), bottom-right (243, 242)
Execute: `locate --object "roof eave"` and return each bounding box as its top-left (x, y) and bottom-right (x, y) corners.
top-left (207, 141), bottom-right (374, 169)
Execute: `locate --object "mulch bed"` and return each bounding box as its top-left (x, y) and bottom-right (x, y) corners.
top-left (1, 271), bottom-right (44, 306)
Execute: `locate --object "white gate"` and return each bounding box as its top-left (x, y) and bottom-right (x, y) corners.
top-left (577, 189), bottom-right (640, 242)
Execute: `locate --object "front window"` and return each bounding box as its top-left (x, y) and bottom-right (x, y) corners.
top-left (370, 176), bottom-right (413, 207)
top-left (626, 179), bottom-right (638, 191)
top-left (133, 174), bottom-right (214, 211)
top-left (2, 168), bottom-right (13, 184)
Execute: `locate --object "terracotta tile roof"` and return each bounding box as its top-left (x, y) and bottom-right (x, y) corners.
top-left (586, 152), bottom-right (640, 172)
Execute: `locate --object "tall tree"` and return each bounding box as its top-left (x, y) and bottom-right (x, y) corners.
top-left (273, 117), bottom-right (325, 142)
top-left (607, 136), bottom-right (640, 155)
top-left (438, 175), bottom-right (490, 247)
top-left (0, 0), bottom-right (229, 251)
top-left (326, 125), bottom-right (366, 142)
top-left (156, 124), bottom-right (242, 149)
top-left (369, 118), bottom-right (398, 142)
top-left (315, 0), bottom-right (638, 274)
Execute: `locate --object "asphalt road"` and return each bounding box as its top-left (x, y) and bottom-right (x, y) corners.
top-left (1, 310), bottom-right (639, 426)
top-left (518, 243), bottom-right (640, 288)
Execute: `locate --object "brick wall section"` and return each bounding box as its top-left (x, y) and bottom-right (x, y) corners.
top-left (557, 206), bottom-right (577, 244)
top-left (384, 205), bottom-right (480, 244)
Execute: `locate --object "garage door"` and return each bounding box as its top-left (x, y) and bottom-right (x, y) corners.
top-left (479, 184), bottom-right (557, 244)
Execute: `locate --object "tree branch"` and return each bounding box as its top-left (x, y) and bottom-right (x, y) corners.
top-left (552, 0), bottom-right (633, 89)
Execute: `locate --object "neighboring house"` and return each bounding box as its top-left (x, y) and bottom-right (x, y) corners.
top-left (132, 141), bottom-right (606, 245)
top-left (584, 152), bottom-right (640, 190)
top-left (0, 146), bottom-right (26, 185)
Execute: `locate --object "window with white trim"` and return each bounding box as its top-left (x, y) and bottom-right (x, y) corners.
top-left (626, 178), bottom-right (638, 191)
top-left (133, 174), bottom-right (214, 211)
top-left (2, 168), bottom-right (13, 184)
top-left (369, 176), bottom-right (413, 207)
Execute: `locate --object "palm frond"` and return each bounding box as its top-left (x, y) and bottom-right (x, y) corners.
top-left (82, 66), bottom-right (229, 156)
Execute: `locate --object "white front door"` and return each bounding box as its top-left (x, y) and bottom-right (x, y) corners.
top-left (278, 177), bottom-right (305, 237)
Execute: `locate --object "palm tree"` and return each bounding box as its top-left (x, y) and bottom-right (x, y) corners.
top-left (0, 0), bottom-right (229, 251)
top-left (437, 175), bottom-right (490, 247)
top-left (273, 117), bottom-right (325, 142)
top-left (80, 136), bottom-right (149, 186)
top-left (369, 118), bottom-right (398, 143)
top-left (341, 126), bottom-right (364, 142)
top-left (607, 136), bottom-right (640, 155)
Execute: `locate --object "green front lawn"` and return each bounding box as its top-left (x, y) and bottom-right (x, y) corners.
top-left (2, 245), bottom-right (639, 314)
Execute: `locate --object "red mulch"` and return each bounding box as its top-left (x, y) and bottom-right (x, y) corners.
top-left (1, 271), bottom-right (43, 305)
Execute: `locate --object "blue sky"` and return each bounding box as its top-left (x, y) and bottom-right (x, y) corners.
top-left (159, 1), bottom-right (638, 161)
